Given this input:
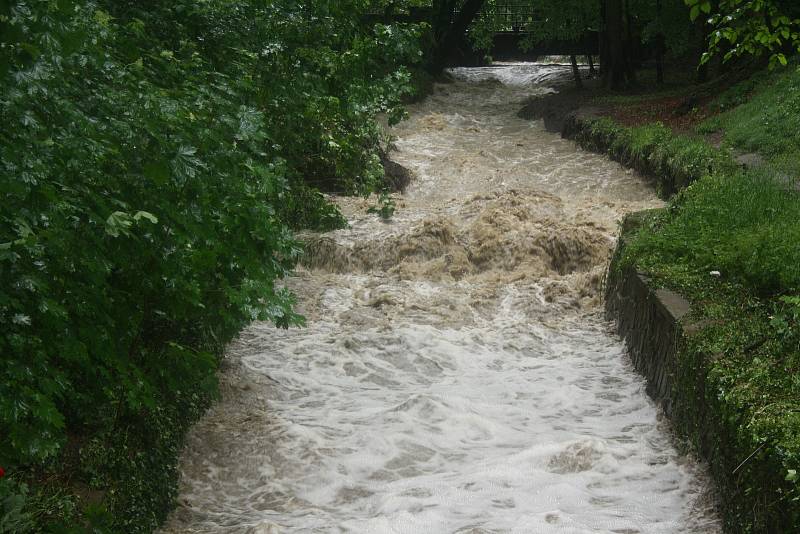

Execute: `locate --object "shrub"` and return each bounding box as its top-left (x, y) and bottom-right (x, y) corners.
top-left (0, 478), bottom-right (34, 533)
top-left (1, 0), bottom-right (420, 530)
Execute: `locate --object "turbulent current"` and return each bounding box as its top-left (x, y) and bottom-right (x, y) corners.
top-left (162, 64), bottom-right (720, 533)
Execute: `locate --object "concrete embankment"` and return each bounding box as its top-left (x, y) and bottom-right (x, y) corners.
top-left (604, 211), bottom-right (799, 533)
top-left (604, 212), bottom-right (691, 416)
top-left (550, 106), bottom-right (798, 532)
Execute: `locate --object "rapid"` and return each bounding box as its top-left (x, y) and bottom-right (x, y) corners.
top-left (162, 63), bottom-right (720, 534)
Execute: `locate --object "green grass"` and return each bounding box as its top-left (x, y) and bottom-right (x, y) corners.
top-left (615, 174), bottom-right (800, 531)
top-left (583, 64), bottom-right (800, 531)
top-left (626, 170), bottom-right (800, 295)
top-left (570, 117), bottom-right (736, 197)
top-left (699, 65), bottom-right (800, 176)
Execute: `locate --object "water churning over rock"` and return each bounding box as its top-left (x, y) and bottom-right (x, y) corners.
top-left (162, 64), bottom-right (719, 534)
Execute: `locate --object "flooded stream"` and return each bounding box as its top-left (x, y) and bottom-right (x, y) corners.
top-left (162, 63), bottom-right (720, 533)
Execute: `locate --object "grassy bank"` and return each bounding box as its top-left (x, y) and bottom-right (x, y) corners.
top-left (698, 65), bottom-right (800, 177)
top-left (615, 176), bottom-right (800, 532)
top-left (564, 115), bottom-right (737, 198)
top-left (566, 67), bottom-right (800, 532)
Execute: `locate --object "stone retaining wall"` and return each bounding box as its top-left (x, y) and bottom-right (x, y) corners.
top-left (605, 267), bottom-right (689, 414)
top-left (605, 212), bottom-right (798, 533)
top-left (552, 106), bottom-right (797, 533)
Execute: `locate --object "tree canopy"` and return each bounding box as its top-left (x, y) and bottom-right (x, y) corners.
top-left (0, 0), bottom-right (421, 530)
top-left (686, 0), bottom-right (800, 68)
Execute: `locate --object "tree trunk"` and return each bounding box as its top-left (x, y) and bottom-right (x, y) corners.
top-left (656, 44), bottom-right (664, 84)
top-left (655, 0), bottom-right (665, 84)
top-left (603, 0), bottom-right (627, 89)
top-left (695, 10), bottom-right (709, 83)
top-left (588, 54), bottom-right (596, 77)
top-left (571, 55), bottom-right (584, 89)
top-left (429, 0), bottom-right (486, 73)
top-left (624, 0), bottom-right (637, 84)
top-left (432, 0), bottom-right (453, 42)
top-left (599, 0), bottom-right (609, 83)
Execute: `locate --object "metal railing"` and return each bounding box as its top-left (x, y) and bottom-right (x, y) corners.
top-left (453, 3), bottom-right (542, 33)
top-left (366, 4), bottom-right (545, 34)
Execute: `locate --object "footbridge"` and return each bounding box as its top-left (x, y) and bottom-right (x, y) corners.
top-left (366, 3), bottom-right (599, 65)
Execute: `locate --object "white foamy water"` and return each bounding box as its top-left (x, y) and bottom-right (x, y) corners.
top-left (162, 63), bottom-right (719, 534)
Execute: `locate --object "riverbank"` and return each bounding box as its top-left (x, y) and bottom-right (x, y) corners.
top-left (0, 4), bottom-right (422, 532)
top-left (161, 64), bottom-right (720, 533)
top-left (517, 63), bottom-right (755, 136)
top-left (521, 65), bottom-right (800, 532)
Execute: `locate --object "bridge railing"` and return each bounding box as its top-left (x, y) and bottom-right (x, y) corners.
top-left (446, 3), bottom-right (543, 33)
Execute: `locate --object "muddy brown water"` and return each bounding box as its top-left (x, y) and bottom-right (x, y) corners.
top-left (161, 63), bottom-right (720, 534)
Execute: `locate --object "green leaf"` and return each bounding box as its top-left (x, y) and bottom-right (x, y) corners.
top-left (143, 159), bottom-right (171, 185)
top-left (105, 211), bottom-right (133, 237)
top-left (133, 211), bottom-right (158, 224)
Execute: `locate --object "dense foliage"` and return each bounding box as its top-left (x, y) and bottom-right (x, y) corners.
top-left (635, 0), bottom-right (696, 59)
top-left (686, 0), bottom-right (800, 68)
top-left (0, 0), bottom-right (420, 530)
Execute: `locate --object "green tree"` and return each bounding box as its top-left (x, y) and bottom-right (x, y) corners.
top-left (524, 0), bottom-right (601, 88)
top-left (468, 0), bottom-right (600, 87)
top-left (1, 0), bottom-right (422, 530)
top-left (686, 0), bottom-right (800, 68)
